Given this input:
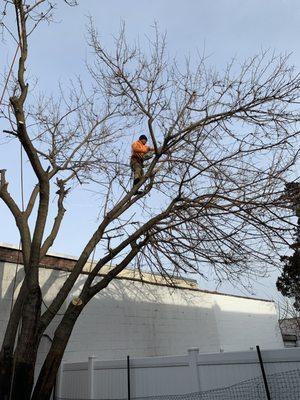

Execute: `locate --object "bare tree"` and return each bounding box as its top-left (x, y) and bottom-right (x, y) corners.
top-left (278, 296), bottom-right (300, 345)
top-left (277, 182), bottom-right (300, 308)
top-left (1, 1), bottom-right (300, 399)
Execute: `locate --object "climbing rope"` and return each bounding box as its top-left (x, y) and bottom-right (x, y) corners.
top-left (8, 144), bottom-right (24, 400)
top-left (9, 144), bottom-right (24, 314)
top-left (0, 45), bottom-right (19, 108)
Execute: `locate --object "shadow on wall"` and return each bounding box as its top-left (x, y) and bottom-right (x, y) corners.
top-left (0, 262), bottom-right (283, 366)
top-left (0, 261), bottom-right (23, 329)
top-left (63, 275), bottom-right (283, 362)
top-left (0, 262), bottom-right (68, 366)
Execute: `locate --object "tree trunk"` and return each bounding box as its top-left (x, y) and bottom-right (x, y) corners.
top-left (0, 281), bottom-right (28, 400)
top-left (31, 304), bottom-right (82, 400)
top-left (0, 350), bottom-right (13, 400)
top-left (10, 286), bottom-right (42, 400)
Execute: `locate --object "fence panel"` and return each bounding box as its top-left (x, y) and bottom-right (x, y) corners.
top-left (93, 360), bottom-right (128, 399)
top-left (129, 356), bottom-right (195, 397)
top-left (195, 348), bottom-right (300, 391)
top-left (57, 347), bottom-right (300, 400)
top-left (60, 362), bottom-right (89, 399)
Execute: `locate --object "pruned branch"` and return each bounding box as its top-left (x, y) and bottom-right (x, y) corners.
top-left (40, 180), bottom-right (68, 257)
top-left (24, 184), bottom-right (39, 218)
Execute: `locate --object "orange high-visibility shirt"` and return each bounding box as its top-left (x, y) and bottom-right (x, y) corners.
top-left (131, 140), bottom-right (150, 160)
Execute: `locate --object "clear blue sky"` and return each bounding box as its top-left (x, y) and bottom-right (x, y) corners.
top-left (1, 0), bottom-right (300, 299)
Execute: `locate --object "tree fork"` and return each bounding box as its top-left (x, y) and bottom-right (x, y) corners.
top-left (31, 303), bottom-right (83, 400)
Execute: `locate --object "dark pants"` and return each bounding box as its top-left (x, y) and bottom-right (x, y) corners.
top-left (130, 157), bottom-right (143, 185)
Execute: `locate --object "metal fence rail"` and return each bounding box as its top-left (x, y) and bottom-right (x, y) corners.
top-left (56, 368), bottom-right (300, 400)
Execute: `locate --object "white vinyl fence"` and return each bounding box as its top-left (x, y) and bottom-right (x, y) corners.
top-left (56, 347), bottom-right (300, 400)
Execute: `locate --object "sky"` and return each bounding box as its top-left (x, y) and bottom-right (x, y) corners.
top-left (1, 0), bottom-right (300, 300)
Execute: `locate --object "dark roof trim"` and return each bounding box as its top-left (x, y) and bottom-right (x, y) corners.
top-left (0, 244), bottom-right (274, 303)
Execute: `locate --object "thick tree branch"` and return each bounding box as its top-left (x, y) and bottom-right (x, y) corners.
top-left (24, 184), bottom-right (39, 219)
top-left (39, 195), bottom-right (175, 329)
top-left (0, 174), bottom-right (31, 264)
top-left (40, 181), bottom-right (67, 258)
top-left (88, 237), bottom-right (149, 297)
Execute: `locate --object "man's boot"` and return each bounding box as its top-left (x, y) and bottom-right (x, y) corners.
top-left (133, 178), bottom-right (143, 195)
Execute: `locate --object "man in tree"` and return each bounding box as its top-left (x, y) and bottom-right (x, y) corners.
top-left (130, 134), bottom-right (154, 193)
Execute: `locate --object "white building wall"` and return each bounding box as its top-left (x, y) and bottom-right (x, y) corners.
top-left (0, 260), bottom-right (283, 364)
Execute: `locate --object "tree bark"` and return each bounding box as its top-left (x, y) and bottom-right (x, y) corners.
top-left (0, 280), bottom-right (28, 400)
top-left (10, 286), bottom-right (42, 400)
top-left (0, 350), bottom-right (13, 400)
top-left (31, 304), bottom-right (82, 400)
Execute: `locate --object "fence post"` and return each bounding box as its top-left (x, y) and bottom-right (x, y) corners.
top-left (127, 355), bottom-right (131, 400)
top-left (256, 346), bottom-right (271, 400)
top-left (88, 355), bottom-right (96, 399)
top-left (188, 348), bottom-right (201, 392)
top-left (56, 361), bottom-right (64, 400)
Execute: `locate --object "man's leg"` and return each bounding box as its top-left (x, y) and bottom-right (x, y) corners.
top-left (131, 159), bottom-right (143, 193)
